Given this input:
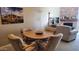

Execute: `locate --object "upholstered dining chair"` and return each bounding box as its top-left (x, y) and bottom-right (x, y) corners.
top-left (20, 28), bottom-right (32, 40)
top-left (20, 28), bottom-right (32, 34)
top-left (8, 34), bottom-right (37, 51)
top-left (47, 33), bottom-right (63, 51)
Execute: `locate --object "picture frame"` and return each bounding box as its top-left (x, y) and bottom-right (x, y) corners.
top-left (0, 7), bottom-right (24, 24)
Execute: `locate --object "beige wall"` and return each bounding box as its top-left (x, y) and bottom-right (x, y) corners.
top-left (23, 7), bottom-right (49, 30)
top-left (0, 7), bottom-right (60, 46)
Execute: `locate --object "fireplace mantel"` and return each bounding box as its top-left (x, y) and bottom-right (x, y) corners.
top-left (60, 19), bottom-right (77, 22)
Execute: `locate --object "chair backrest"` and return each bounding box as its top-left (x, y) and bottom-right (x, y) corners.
top-left (48, 33), bottom-right (63, 51)
top-left (21, 28), bottom-right (32, 33)
top-left (8, 34), bottom-right (26, 51)
top-left (20, 28), bottom-right (32, 39)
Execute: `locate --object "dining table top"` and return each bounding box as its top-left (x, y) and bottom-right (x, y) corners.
top-left (23, 30), bottom-right (54, 40)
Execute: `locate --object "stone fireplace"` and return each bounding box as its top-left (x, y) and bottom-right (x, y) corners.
top-left (59, 20), bottom-right (77, 29)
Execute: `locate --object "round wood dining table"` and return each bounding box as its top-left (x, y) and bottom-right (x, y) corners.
top-left (22, 30), bottom-right (54, 51)
top-left (23, 30), bottom-right (53, 40)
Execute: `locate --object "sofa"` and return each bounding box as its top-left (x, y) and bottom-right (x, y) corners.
top-left (56, 25), bottom-right (78, 42)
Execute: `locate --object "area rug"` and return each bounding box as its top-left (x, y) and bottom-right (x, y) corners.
top-left (0, 44), bottom-right (15, 51)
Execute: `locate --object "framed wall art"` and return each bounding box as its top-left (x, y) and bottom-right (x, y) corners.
top-left (0, 7), bottom-right (24, 24)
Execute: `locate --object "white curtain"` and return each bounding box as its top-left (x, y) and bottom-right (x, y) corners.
top-left (76, 8), bottom-right (79, 31)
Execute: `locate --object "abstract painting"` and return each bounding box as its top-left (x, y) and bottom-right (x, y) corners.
top-left (0, 7), bottom-right (24, 24)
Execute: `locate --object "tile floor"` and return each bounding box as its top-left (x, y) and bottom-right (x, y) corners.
top-left (56, 32), bottom-right (79, 51)
top-left (0, 32), bottom-right (79, 51)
